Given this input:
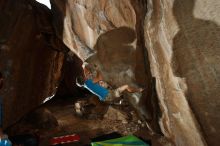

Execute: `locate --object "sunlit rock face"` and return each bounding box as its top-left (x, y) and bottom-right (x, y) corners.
top-left (51, 0), bottom-right (136, 61)
top-left (0, 0), bottom-right (64, 128)
top-left (51, 0), bottom-right (220, 145)
top-left (145, 0), bottom-right (220, 145)
top-left (51, 0), bottom-right (155, 130)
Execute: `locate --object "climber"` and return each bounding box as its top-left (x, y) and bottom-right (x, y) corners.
top-left (76, 65), bottom-right (143, 102)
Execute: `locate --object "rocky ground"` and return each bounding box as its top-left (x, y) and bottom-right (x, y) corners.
top-left (7, 95), bottom-right (167, 146)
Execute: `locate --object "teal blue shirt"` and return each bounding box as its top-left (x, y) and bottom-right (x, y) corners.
top-left (84, 79), bottom-right (109, 101)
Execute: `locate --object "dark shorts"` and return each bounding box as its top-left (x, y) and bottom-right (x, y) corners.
top-left (105, 89), bottom-right (122, 102)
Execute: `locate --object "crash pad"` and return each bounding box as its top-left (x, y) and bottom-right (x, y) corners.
top-left (91, 135), bottom-right (150, 146)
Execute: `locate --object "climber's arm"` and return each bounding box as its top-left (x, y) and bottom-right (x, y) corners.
top-left (116, 85), bottom-right (143, 94)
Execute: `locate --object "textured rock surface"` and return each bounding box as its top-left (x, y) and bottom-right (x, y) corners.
top-left (51, 0), bottom-right (220, 145)
top-left (104, 106), bottom-right (129, 124)
top-left (7, 98), bottom-right (164, 146)
top-left (51, 0), bottom-right (136, 61)
top-left (0, 0), bottom-right (64, 128)
top-left (1, 0), bottom-right (218, 145)
top-left (145, 0), bottom-right (220, 145)
top-left (51, 0), bottom-right (155, 125)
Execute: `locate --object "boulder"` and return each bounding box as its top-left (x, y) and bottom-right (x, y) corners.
top-left (0, 0), bottom-right (64, 128)
top-left (145, 0), bottom-right (220, 145)
top-left (50, 0), bottom-right (220, 145)
top-left (51, 0), bottom-right (154, 129)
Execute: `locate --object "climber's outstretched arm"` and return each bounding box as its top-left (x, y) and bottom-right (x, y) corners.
top-left (116, 85), bottom-right (143, 94)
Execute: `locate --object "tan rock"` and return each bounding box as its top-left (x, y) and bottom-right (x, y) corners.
top-left (50, 0), bottom-right (220, 145)
top-left (145, 0), bottom-right (220, 145)
top-left (104, 106), bottom-right (128, 124)
top-left (51, 0), bottom-right (137, 61)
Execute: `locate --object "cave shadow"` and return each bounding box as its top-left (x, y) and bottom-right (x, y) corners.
top-left (172, 0), bottom-right (220, 145)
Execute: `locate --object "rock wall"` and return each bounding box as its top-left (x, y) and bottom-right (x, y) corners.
top-left (0, 0), bottom-right (218, 145)
top-left (51, 0), bottom-right (220, 145)
top-left (51, 0), bottom-right (137, 61)
top-left (51, 0), bottom-right (157, 129)
top-left (0, 0), bottom-right (64, 128)
top-left (145, 0), bottom-right (220, 145)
